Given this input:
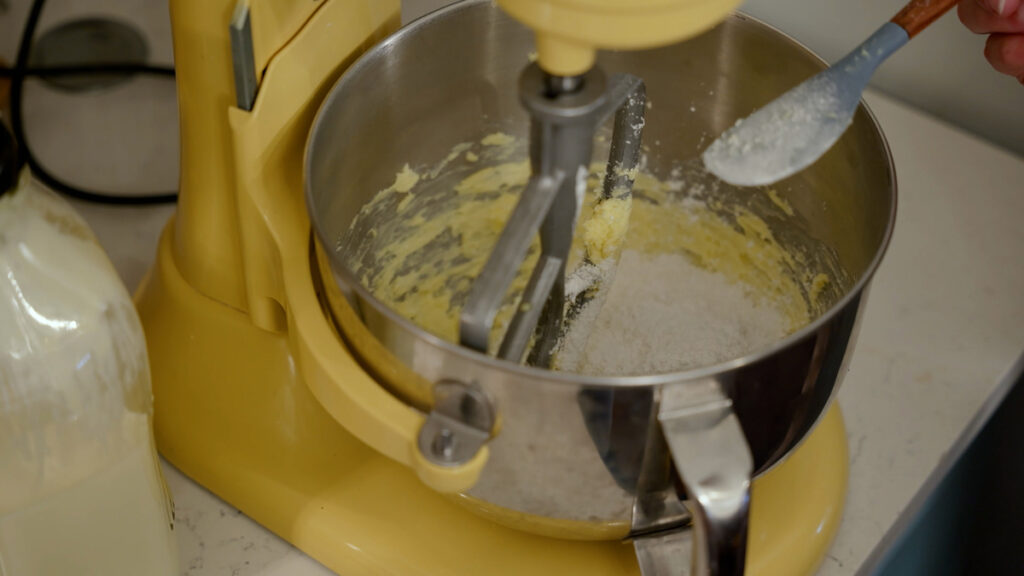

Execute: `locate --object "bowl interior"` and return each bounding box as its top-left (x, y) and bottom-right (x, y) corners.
top-left (306, 1), bottom-right (896, 373)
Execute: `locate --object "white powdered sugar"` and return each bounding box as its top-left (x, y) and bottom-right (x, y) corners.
top-left (564, 250), bottom-right (789, 376)
top-left (702, 74), bottom-right (846, 187)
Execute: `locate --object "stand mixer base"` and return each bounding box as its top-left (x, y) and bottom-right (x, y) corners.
top-left (136, 219), bottom-right (848, 576)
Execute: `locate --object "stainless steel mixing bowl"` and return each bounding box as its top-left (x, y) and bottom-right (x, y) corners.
top-left (305, 1), bottom-right (895, 574)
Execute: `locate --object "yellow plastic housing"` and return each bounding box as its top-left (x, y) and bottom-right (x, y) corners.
top-left (497, 0), bottom-right (744, 75)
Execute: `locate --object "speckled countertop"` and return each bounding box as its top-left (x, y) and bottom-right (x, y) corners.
top-left (4, 1), bottom-right (1024, 574)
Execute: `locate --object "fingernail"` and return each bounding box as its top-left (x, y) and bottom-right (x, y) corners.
top-left (992, 0), bottom-right (1021, 16)
top-left (985, 0), bottom-right (1011, 15)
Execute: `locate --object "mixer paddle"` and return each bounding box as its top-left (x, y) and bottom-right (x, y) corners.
top-left (459, 64), bottom-right (646, 366)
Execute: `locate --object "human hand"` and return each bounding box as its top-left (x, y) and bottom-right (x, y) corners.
top-left (959, 0), bottom-right (1024, 83)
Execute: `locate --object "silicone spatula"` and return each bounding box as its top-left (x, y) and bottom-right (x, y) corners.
top-left (702, 0), bottom-right (958, 187)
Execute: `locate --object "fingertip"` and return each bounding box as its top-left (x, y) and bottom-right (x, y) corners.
top-left (984, 33), bottom-right (1024, 76)
top-left (960, 1), bottom-right (981, 31)
top-left (962, 0), bottom-right (1024, 32)
top-left (960, 0), bottom-right (992, 32)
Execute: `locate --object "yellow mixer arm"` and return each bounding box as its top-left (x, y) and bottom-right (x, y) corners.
top-left (497, 0), bottom-right (744, 76)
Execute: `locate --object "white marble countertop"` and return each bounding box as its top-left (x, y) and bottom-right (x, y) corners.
top-left (816, 92), bottom-right (1024, 574)
top-left (62, 88), bottom-right (1024, 576)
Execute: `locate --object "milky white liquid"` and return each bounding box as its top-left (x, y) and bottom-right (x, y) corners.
top-left (0, 175), bottom-right (178, 575)
top-left (0, 416), bottom-right (177, 576)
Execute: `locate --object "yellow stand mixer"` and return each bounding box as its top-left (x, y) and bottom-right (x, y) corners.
top-left (135, 1), bottom-right (869, 574)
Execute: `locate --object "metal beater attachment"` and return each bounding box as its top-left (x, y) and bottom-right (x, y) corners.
top-left (459, 63), bottom-right (646, 366)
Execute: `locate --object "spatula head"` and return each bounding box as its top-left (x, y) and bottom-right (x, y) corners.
top-left (702, 71), bottom-right (859, 187)
top-left (702, 22), bottom-right (909, 187)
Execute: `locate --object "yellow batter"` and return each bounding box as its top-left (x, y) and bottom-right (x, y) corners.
top-left (338, 135), bottom-right (843, 359)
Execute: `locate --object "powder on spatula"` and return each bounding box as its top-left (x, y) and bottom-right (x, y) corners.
top-left (565, 249), bottom-right (790, 376)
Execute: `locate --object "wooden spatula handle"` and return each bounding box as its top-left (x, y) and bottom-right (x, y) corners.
top-left (891, 0), bottom-right (960, 38)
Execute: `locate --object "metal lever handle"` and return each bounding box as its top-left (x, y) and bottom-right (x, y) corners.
top-left (657, 382), bottom-right (753, 576)
top-left (635, 528), bottom-right (694, 576)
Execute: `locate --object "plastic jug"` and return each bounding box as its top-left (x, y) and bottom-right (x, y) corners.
top-left (0, 123), bottom-right (178, 575)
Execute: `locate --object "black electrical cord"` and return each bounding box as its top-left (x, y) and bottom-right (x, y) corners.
top-left (9, 0), bottom-right (179, 205)
top-left (0, 64), bottom-right (176, 78)
top-left (0, 122), bottom-right (17, 197)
